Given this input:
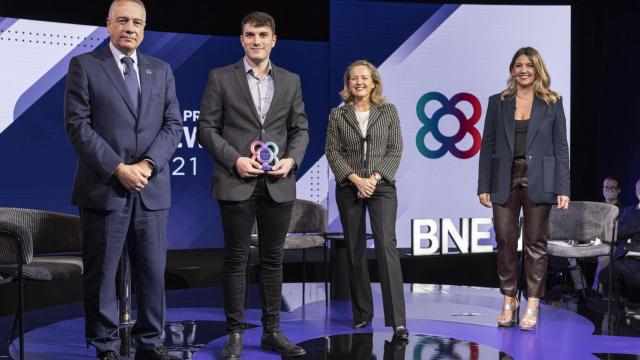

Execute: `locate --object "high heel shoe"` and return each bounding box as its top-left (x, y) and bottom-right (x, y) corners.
top-left (497, 297), bottom-right (519, 327)
top-left (519, 301), bottom-right (539, 331)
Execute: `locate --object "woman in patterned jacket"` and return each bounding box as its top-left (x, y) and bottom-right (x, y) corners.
top-left (325, 60), bottom-right (408, 341)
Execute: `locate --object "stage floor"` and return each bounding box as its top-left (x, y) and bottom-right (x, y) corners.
top-left (3, 283), bottom-right (640, 359)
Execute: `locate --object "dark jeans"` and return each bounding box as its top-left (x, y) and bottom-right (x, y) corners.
top-left (493, 159), bottom-right (551, 298)
top-left (218, 177), bottom-right (293, 332)
top-left (335, 182), bottom-right (406, 327)
top-left (81, 193), bottom-right (168, 354)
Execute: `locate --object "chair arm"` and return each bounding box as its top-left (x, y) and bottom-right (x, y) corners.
top-left (0, 220), bottom-right (33, 265)
top-left (9, 209), bottom-right (83, 254)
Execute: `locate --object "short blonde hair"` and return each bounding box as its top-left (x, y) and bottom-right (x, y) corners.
top-left (501, 47), bottom-right (559, 105)
top-left (339, 60), bottom-right (386, 107)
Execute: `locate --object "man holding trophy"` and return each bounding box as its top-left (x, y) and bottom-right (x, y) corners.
top-left (197, 11), bottom-right (309, 360)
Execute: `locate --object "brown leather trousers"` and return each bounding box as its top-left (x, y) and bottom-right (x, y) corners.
top-left (493, 159), bottom-right (551, 298)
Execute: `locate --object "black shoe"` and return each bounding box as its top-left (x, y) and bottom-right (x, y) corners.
top-left (353, 320), bottom-right (370, 329)
top-left (385, 339), bottom-right (407, 352)
top-left (221, 331), bottom-right (243, 359)
top-left (134, 345), bottom-right (179, 360)
top-left (393, 325), bottom-right (409, 342)
top-left (98, 350), bottom-right (120, 360)
top-left (261, 330), bottom-right (306, 357)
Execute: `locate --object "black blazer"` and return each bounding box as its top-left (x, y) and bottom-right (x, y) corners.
top-left (197, 59), bottom-right (309, 203)
top-left (325, 103), bottom-right (403, 184)
top-left (477, 93), bottom-right (570, 205)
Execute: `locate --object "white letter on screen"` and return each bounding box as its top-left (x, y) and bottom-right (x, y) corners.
top-left (471, 217), bottom-right (493, 253)
top-left (441, 218), bottom-right (469, 254)
top-left (412, 219), bottom-right (439, 256)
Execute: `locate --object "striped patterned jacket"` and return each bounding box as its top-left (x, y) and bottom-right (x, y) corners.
top-left (325, 103), bottom-right (403, 184)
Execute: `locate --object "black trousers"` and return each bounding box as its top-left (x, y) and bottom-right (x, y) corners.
top-left (492, 159), bottom-right (551, 298)
top-left (599, 256), bottom-right (640, 299)
top-left (81, 193), bottom-right (168, 354)
top-left (327, 332), bottom-right (407, 359)
top-left (218, 177), bottom-right (293, 332)
top-left (335, 182), bottom-right (406, 327)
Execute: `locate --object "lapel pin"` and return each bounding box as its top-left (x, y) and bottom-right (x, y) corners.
top-left (145, 69), bottom-right (152, 75)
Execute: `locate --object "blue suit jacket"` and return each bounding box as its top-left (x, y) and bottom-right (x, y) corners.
top-left (615, 205), bottom-right (640, 257)
top-left (477, 93), bottom-right (570, 205)
top-left (64, 46), bottom-right (182, 210)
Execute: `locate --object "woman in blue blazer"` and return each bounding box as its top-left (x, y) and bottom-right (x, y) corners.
top-left (477, 47), bottom-right (570, 330)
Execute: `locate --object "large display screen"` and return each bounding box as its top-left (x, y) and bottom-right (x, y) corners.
top-left (323, 2), bottom-right (570, 250)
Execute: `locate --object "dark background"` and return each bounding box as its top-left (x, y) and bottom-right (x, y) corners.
top-left (1, 0), bottom-right (638, 205)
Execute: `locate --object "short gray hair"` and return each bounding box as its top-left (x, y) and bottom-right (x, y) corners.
top-left (108, 0), bottom-right (146, 18)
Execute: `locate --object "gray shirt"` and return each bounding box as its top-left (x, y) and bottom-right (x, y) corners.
top-left (243, 57), bottom-right (274, 123)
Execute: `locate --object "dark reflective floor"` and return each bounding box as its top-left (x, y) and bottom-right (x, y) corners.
top-left (298, 332), bottom-right (511, 360)
top-left (545, 290), bottom-right (640, 337)
top-left (2, 285), bottom-right (640, 359)
top-left (118, 320), bottom-right (258, 359)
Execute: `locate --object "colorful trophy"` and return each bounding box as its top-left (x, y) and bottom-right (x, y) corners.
top-left (250, 141), bottom-right (279, 171)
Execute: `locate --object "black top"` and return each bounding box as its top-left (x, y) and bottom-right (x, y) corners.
top-left (514, 119), bottom-right (529, 159)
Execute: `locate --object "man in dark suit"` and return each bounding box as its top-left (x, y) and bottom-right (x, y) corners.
top-left (64, 1), bottom-right (182, 359)
top-left (599, 178), bottom-right (640, 298)
top-left (197, 11), bottom-right (309, 359)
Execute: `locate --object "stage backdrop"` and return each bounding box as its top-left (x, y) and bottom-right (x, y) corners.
top-left (0, 2), bottom-right (570, 250)
top-left (0, 17), bottom-right (328, 249)
top-left (321, 2), bottom-right (571, 250)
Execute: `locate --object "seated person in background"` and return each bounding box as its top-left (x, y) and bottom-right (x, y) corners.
top-left (603, 176), bottom-right (625, 209)
top-left (598, 178), bottom-right (640, 301)
top-left (570, 176), bottom-right (626, 297)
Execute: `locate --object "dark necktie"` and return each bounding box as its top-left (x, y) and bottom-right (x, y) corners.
top-left (121, 56), bottom-right (139, 113)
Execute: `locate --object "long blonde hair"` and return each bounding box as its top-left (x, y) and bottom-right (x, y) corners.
top-left (339, 60), bottom-right (386, 107)
top-left (501, 47), bottom-right (559, 105)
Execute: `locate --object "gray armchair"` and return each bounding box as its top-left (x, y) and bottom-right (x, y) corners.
top-left (0, 208), bottom-right (83, 359)
top-left (546, 201), bottom-right (619, 332)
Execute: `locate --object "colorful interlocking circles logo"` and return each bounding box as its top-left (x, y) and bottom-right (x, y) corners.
top-left (250, 141), bottom-right (279, 171)
top-left (416, 92), bottom-right (482, 159)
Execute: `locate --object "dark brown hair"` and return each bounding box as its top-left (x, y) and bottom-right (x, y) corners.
top-left (241, 12), bottom-right (276, 34)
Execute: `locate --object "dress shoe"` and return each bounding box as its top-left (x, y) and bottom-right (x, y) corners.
top-left (385, 338), bottom-right (407, 353)
top-left (261, 330), bottom-right (306, 357)
top-left (392, 325), bottom-right (409, 341)
top-left (221, 331), bottom-right (243, 359)
top-left (98, 350), bottom-right (120, 360)
top-left (134, 345), bottom-right (179, 360)
top-left (353, 320), bottom-right (370, 329)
